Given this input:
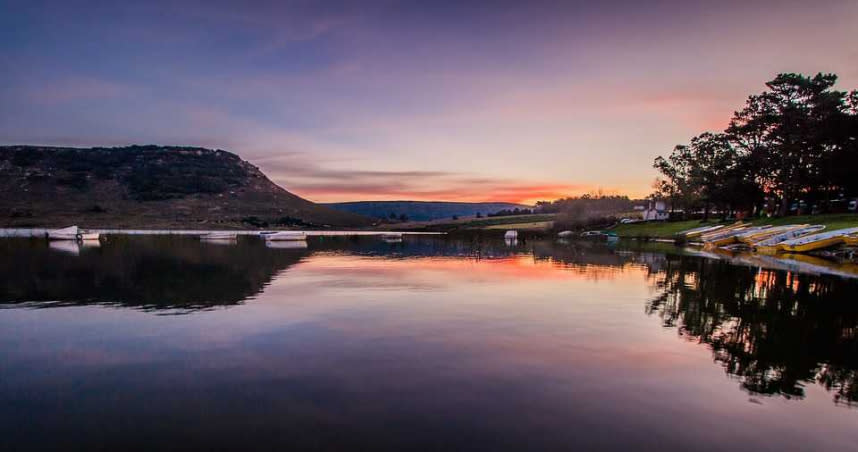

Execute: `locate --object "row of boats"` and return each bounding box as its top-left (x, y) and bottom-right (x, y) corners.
top-left (679, 223), bottom-right (858, 253)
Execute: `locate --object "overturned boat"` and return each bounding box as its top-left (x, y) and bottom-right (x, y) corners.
top-left (676, 224), bottom-right (724, 238)
top-left (753, 225), bottom-right (825, 253)
top-left (777, 227), bottom-right (858, 253)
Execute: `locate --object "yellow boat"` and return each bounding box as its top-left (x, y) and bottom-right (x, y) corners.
top-left (777, 227), bottom-right (858, 253)
top-left (704, 225), bottom-right (770, 248)
top-left (752, 225), bottom-right (825, 254)
top-left (737, 224), bottom-right (806, 245)
top-left (844, 233), bottom-right (858, 247)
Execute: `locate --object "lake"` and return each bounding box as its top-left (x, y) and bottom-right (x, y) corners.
top-left (1, 235), bottom-right (856, 451)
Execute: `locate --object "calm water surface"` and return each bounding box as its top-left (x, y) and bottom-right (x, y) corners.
top-left (1, 236), bottom-right (857, 451)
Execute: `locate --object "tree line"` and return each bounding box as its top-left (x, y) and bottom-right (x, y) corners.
top-left (653, 73), bottom-right (858, 218)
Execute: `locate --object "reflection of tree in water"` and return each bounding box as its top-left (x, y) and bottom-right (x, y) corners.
top-left (0, 236), bottom-right (307, 312)
top-left (646, 254), bottom-right (858, 407)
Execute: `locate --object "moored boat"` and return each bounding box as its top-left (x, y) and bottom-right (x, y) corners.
top-left (677, 224), bottom-right (724, 238)
top-left (699, 222), bottom-right (747, 242)
top-left (844, 233), bottom-right (858, 247)
top-left (265, 240), bottom-right (308, 249)
top-left (201, 232), bottom-right (238, 240)
top-left (79, 232), bottom-right (101, 241)
top-left (777, 227), bottom-right (858, 253)
top-left (48, 226), bottom-right (80, 240)
top-left (504, 230), bottom-right (518, 240)
top-left (702, 225), bottom-right (761, 248)
top-left (264, 231), bottom-right (307, 241)
top-left (736, 224), bottom-right (804, 244)
top-left (753, 225), bottom-right (825, 253)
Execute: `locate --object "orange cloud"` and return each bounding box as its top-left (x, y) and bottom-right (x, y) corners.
top-left (255, 153), bottom-right (599, 203)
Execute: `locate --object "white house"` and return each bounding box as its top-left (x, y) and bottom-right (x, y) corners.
top-left (643, 200), bottom-right (669, 221)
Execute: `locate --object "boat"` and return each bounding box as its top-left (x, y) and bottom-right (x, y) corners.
top-left (264, 231), bottom-right (307, 241)
top-left (702, 225), bottom-right (763, 248)
top-left (265, 240), bottom-right (308, 249)
top-left (382, 232), bottom-right (403, 243)
top-left (735, 225), bottom-right (802, 244)
top-left (557, 230), bottom-right (574, 238)
top-left (844, 233), bottom-right (858, 247)
top-left (777, 227), bottom-right (858, 253)
top-left (580, 230), bottom-right (602, 237)
top-left (201, 231), bottom-right (238, 240)
top-left (47, 226), bottom-right (80, 240)
top-left (79, 232), bottom-right (101, 241)
top-left (504, 230), bottom-right (518, 240)
top-left (698, 222), bottom-right (747, 242)
top-left (753, 225), bottom-right (825, 252)
top-left (676, 224), bottom-right (724, 238)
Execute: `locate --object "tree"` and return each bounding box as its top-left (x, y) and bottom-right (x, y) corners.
top-left (727, 73), bottom-right (851, 215)
top-left (654, 72), bottom-right (857, 218)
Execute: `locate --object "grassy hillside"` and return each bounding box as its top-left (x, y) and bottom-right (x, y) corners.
top-left (612, 214), bottom-right (858, 238)
top-left (324, 201), bottom-right (530, 221)
top-left (0, 145), bottom-right (371, 228)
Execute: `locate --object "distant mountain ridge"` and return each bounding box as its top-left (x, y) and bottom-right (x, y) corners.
top-left (324, 201), bottom-right (532, 221)
top-left (0, 145), bottom-right (370, 228)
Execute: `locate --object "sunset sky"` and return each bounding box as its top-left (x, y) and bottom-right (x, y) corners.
top-left (2, 0), bottom-right (857, 204)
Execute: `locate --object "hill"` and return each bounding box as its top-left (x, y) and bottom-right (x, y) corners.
top-left (324, 201), bottom-right (531, 222)
top-left (0, 145), bottom-right (371, 228)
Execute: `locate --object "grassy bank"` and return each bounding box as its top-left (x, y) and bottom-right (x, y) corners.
top-left (612, 214), bottom-right (858, 239)
top-left (394, 214), bottom-right (556, 232)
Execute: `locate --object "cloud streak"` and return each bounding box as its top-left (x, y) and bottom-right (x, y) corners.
top-left (254, 152), bottom-right (590, 203)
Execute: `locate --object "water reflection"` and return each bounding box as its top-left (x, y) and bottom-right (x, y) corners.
top-left (2, 235), bottom-right (858, 409)
top-left (2, 236), bottom-right (858, 450)
top-left (0, 236), bottom-right (308, 312)
top-left (646, 253), bottom-right (858, 406)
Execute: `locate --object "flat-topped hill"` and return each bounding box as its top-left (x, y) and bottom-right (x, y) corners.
top-left (0, 145), bottom-right (370, 228)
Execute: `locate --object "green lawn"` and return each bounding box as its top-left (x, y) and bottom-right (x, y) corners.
top-left (611, 214), bottom-right (858, 239)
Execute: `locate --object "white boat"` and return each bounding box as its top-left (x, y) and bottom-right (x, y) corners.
top-left (557, 230), bottom-right (574, 238)
top-left (381, 232), bottom-right (403, 239)
top-left (677, 224), bottom-right (724, 238)
top-left (753, 225), bottom-right (825, 248)
top-left (201, 231), bottom-right (238, 240)
top-left (265, 240), bottom-right (308, 249)
top-left (79, 232), bottom-right (101, 241)
top-left (504, 230), bottom-right (518, 239)
top-left (264, 231), bottom-right (307, 241)
top-left (48, 226), bottom-right (80, 240)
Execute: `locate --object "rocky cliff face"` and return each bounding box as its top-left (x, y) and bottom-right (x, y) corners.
top-left (0, 145), bottom-right (370, 228)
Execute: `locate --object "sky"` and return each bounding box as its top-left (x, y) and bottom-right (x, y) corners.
top-left (1, 0), bottom-right (857, 204)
